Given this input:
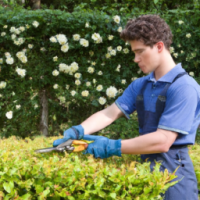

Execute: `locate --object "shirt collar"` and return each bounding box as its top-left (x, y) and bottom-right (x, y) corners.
top-left (148, 63), bottom-right (185, 83)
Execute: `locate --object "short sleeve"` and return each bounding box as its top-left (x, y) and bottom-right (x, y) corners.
top-left (115, 80), bottom-right (139, 119)
top-left (158, 85), bottom-right (198, 135)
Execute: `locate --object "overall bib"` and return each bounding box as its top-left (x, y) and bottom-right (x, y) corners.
top-left (136, 72), bottom-right (198, 200)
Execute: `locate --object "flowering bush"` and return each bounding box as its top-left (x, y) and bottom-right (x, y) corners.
top-left (0, 7), bottom-right (200, 137)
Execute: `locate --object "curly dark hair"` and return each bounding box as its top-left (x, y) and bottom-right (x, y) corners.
top-left (120, 15), bottom-right (173, 50)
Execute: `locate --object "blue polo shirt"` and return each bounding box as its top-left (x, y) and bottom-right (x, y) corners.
top-left (115, 63), bottom-right (200, 145)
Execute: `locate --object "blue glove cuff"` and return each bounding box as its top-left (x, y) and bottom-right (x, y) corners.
top-left (72, 124), bottom-right (84, 139)
top-left (107, 139), bottom-right (122, 157)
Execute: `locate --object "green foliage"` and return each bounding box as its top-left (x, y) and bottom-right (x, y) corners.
top-left (0, 136), bottom-right (181, 199)
top-left (100, 113), bottom-right (139, 140)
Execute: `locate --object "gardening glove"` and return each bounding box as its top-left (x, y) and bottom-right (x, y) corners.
top-left (83, 134), bottom-right (121, 159)
top-left (53, 125), bottom-right (84, 147)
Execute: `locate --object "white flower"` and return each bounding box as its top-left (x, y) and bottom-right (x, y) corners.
top-left (113, 15), bottom-right (120, 24)
top-left (80, 38), bottom-right (89, 47)
top-left (169, 47), bottom-right (174, 53)
top-left (50, 36), bottom-right (57, 43)
top-left (19, 26), bottom-right (25, 32)
top-left (137, 69), bottom-right (142, 74)
top-left (14, 29), bottom-right (20, 35)
top-left (81, 90), bottom-right (89, 97)
top-left (40, 47), bottom-right (46, 52)
top-left (3, 25), bottom-right (8, 28)
top-left (1, 32), bottom-right (6, 36)
top-left (12, 91), bottom-right (15, 96)
top-left (85, 22), bottom-right (90, 28)
top-left (118, 89), bottom-right (123, 94)
top-left (52, 69), bottom-right (59, 76)
top-left (59, 63), bottom-right (70, 73)
top-left (26, 24), bottom-right (30, 29)
top-left (0, 58), bottom-right (3, 64)
top-left (6, 111), bottom-right (13, 119)
top-left (0, 94), bottom-right (2, 98)
top-left (117, 46), bottom-right (122, 51)
top-left (106, 86), bottom-right (118, 98)
top-left (181, 50), bottom-right (184, 54)
top-left (116, 64), bottom-right (121, 72)
top-left (123, 48), bottom-right (129, 54)
top-left (189, 72), bottom-right (194, 77)
top-left (98, 97), bottom-right (106, 105)
top-left (108, 35), bottom-right (114, 40)
top-left (16, 67), bottom-right (26, 77)
top-left (53, 84), bottom-right (59, 89)
top-left (173, 53), bottom-right (178, 58)
top-left (178, 20), bottom-right (184, 25)
top-left (5, 52), bottom-right (11, 57)
top-left (10, 27), bottom-right (16, 33)
top-left (32, 21), bottom-right (39, 28)
top-left (16, 51), bottom-right (25, 59)
top-left (93, 79), bottom-right (97, 84)
top-left (74, 73), bottom-right (81, 79)
top-left (107, 46), bottom-right (113, 51)
top-left (28, 44), bottom-right (33, 49)
top-left (177, 44), bottom-right (181, 48)
top-left (75, 79), bottom-right (81, 85)
top-left (186, 33), bottom-right (191, 38)
top-left (91, 62), bottom-right (96, 66)
top-left (16, 105), bottom-right (21, 109)
top-left (92, 33), bottom-right (101, 41)
top-left (20, 56), bottom-right (28, 63)
top-left (71, 90), bottom-right (76, 96)
top-left (121, 79), bottom-right (126, 84)
top-left (64, 85), bottom-right (69, 90)
top-left (73, 34), bottom-right (80, 41)
top-left (34, 104), bottom-right (38, 109)
top-left (6, 57), bottom-right (14, 65)
top-left (86, 82), bottom-right (91, 87)
top-left (98, 71), bottom-right (103, 75)
top-left (96, 85), bottom-right (103, 91)
top-left (52, 56), bottom-right (58, 62)
top-left (117, 27), bottom-right (122, 33)
top-left (61, 43), bottom-right (69, 52)
top-left (58, 96), bottom-right (66, 103)
top-left (70, 62), bottom-right (79, 73)
top-left (0, 81), bottom-right (6, 89)
top-left (131, 77), bottom-right (138, 81)
top-left (56, 34), bottom-right (68, 45)
top-left (88, 67), bottom-right (95, 73)
top-left (110, 49), bottom-right (116, 56)
top-left (11, 34), bottom-right (16, 40)
top-left (105, 53), bottom-right (111, 59)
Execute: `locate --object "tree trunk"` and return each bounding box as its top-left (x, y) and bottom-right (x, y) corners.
top-left (39, 90), bottom-right (48, 137)
top-left (32, 0), bottom-right (40, 9)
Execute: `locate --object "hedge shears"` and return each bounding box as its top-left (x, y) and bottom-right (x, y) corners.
top-left (35, 139), bottom-right (89, 153)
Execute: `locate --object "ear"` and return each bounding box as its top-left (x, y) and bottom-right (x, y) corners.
top-left (156, 41), bottom-right (164, 53)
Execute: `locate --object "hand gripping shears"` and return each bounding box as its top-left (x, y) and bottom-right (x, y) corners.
top-left (35, 139), bottom-right (88, 153)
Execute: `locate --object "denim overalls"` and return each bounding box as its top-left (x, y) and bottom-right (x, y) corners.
top-left (136, 72), bottom-right (198, 200)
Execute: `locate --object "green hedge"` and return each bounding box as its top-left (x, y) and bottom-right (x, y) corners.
top-left (0, 136), bottom-right (181, 200)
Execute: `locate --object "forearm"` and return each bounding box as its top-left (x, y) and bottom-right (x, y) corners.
top-left (81, 103), bottom-right (124, 135)
top-left (121, 130), bottom-right (176, 154)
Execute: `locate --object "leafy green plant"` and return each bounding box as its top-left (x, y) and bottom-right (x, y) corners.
top-left (0, 136), bottom-right (180, 199)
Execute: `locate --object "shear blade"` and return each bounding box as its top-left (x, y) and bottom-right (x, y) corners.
top-left (35, 147), bottom-right (57, 153)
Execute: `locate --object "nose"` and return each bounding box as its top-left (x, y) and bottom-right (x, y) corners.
top-left (134, 54), bottom-right (140, 63)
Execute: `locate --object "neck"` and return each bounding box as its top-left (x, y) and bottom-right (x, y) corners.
top-left (154, 51), bottom-right (176, 80)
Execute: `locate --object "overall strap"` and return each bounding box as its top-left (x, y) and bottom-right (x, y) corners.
top-left (156, 72), bottom-right (188, 117)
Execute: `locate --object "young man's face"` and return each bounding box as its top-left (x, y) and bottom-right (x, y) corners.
top-left (130, 40), bottom-right (160, 74)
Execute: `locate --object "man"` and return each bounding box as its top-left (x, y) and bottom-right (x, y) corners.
top-left (53, 15), bottom-right (199, 199)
